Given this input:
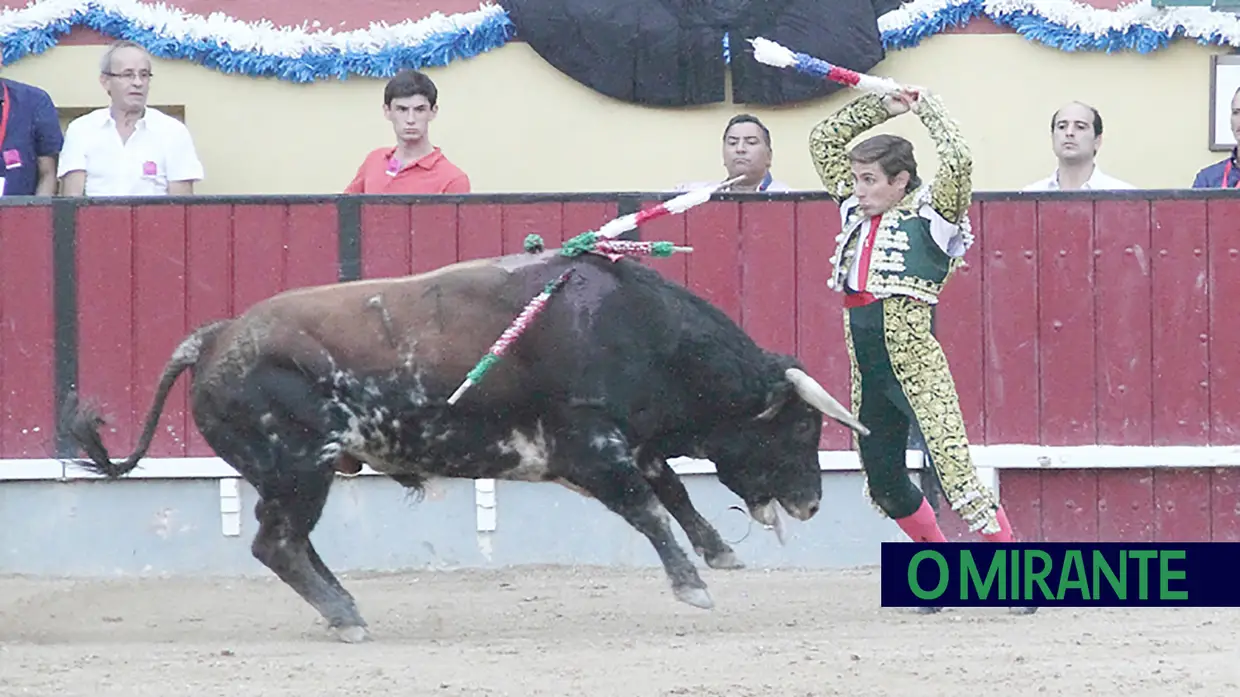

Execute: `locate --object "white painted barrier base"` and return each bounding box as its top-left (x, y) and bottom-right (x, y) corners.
top-left (5, 444), bottom-right (1237, 481)
top-left (4, 444), bottom-right (1238, 538)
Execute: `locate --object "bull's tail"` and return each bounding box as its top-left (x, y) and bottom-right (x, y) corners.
top-left (61, 320), bottom-right (230, 478)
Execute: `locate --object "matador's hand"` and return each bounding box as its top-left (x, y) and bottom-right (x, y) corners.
top-left (882, 85), bottom-right (927, 116)
top-left (905, 85), bottom-right (930, 113)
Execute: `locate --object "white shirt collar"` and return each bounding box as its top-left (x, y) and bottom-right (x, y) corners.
top-left (100, 107), bottom-right (150, 130)
top-left (1026, 163), bottom-right (1135, 191)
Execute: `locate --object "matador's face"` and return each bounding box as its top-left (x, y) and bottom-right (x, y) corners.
top-left (850, 161), bottom-right (909, 217)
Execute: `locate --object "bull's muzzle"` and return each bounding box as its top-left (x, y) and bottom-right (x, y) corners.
top-left (785, 368), bottom-right (871, 436)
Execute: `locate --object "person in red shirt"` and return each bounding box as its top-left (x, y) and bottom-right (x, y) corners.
top-left (344, 69), bottom-right (470, 194)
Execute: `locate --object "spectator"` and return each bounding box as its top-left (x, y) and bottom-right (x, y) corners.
top-left (344, 69), bottom-right (470, 194)
top-left (1023, 101), bottom-right (1134, 191)
top-left (0, 59), bottom-right (63, 197)
top-left (1192, 85), bottom-right (1240, 188)
top-left (58, 40), bottom-right (204, 196)
top-left (677, 113), bottom-right (791, 192)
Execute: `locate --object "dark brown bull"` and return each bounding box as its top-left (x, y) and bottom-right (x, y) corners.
top-left (61, 248), bottom-right (867, 642)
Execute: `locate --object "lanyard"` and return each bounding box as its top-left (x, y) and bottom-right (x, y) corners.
top-left (758, 171), bottom-right (773, 191)
top-left (1223, 159), bottom-right (1240, 189)
top-left (0, 83), bottom-right (10, 151)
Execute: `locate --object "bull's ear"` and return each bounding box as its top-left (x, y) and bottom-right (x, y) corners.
top-left (754, 380), bottom-right (793, 421)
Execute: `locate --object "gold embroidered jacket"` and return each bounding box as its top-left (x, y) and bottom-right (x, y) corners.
top-left (807, 92), bottom-right (975, 304)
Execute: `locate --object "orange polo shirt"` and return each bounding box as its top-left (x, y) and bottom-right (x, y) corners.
top-left (343, 146), bottom-right (471, 194)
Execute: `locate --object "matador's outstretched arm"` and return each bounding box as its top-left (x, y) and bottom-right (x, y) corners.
top-left (807, 93), bottom-right (892, 202)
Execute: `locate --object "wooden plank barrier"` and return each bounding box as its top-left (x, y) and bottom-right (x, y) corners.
top-left (1, 191), bottom-right (1238, 544)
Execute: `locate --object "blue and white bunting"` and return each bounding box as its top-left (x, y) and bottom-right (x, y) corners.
top-left (0, 0), bottom-right (515, 82)
top-left (879, 0), bottom-right (1240, 52)
top-left (0, 0), bottom-right (1238, 83)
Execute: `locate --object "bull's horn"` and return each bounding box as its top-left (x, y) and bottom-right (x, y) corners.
top-left (785, 368), bottom-right (871, 436)
top-left (749, 501), bottom-right (788, 546)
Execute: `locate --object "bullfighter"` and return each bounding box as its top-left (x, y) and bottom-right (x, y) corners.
top-left (808, 84), bottom-right (1032, 615)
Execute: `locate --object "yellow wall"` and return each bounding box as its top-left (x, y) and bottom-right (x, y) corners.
top-left (2, 32), bottom-right (1231, 195)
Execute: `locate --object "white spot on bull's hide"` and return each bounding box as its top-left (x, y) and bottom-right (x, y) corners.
top-left (590, 432), bottom-right (627, 456)
top-left (638, 456), bottom-right (663, 479)
top-left (171, 333), bottom-right (204, 364)
top-left (496, 421), bottom-right (552, 481)
top-left (408, 371), bottom-right (428, 407)
top-left (646, 497), bottom-right (673, 525)
top-left (421, 422), bottom-right (455, 443)
top-left (318, 442), bottom-right (343, 467)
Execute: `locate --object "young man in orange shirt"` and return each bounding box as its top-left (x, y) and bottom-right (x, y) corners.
top-left (344, 69), bottom-right (471, 194)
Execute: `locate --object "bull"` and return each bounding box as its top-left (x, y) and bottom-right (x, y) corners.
top-left (61, 248), bottom-right (867, 643)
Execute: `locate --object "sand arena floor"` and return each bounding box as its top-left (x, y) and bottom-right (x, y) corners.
top-left (1, 565), bottom-right (1235, 696)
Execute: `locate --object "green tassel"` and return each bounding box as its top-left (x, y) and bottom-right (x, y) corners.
top-left (651, 241), bottom-right (675, 257)
top-left (524, 234), bottom-right (545, 253)
top-left (466, 352), bottom-right (501, 384)
top-left (560, 231), bottom-right (598, 257)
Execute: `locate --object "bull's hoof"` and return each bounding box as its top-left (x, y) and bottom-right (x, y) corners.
top-left (1008, 606), bottom-right (1038, 616)
top-left (705, 549), bottom-right (745, 570)
top-left (674, 584), bottom-right (714, 610)
top-left (331, 625), bottom-right (371, 643)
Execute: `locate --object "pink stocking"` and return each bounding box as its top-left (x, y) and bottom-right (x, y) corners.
top-left (894, 498), bottom-right (948, 543)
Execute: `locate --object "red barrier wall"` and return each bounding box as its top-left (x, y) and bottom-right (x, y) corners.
top-left (2, 192), bottom-right (1239, 542)
top-left (0, 205), bottom-right (55, 460)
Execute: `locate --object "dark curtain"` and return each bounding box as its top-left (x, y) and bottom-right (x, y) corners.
top-left (500, 0), bottom-right (902, 107)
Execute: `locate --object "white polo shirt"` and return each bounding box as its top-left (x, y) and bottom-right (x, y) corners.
top-left (1023, 165), bottom-right (1135, 191)
top-left (57, 106), bottom-right (204, 196)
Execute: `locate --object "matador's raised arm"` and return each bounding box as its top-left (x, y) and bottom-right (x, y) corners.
top-left (913, 92), bottom-right (973, 225)
top-left (807, 93), bottom-right (891, 202)
top-left (807, 90), bottom-right (973, 225)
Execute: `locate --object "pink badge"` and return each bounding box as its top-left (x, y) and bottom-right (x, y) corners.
top-left (2, 149), bottom-right (21, 170)
top-left (385, 157), bottom-right (401, 177)
top-left (142, 161), bottom-right (157, 176)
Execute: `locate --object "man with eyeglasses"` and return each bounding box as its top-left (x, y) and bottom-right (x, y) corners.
top-left (58, 40), bottom-right (204, 196)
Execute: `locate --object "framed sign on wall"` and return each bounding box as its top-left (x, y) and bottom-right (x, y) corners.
top-left (1209, 53), bottom-right (1240, 152)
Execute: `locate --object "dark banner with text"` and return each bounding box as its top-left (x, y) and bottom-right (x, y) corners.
top-left (880, 543), bottom-right (1238, 608)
